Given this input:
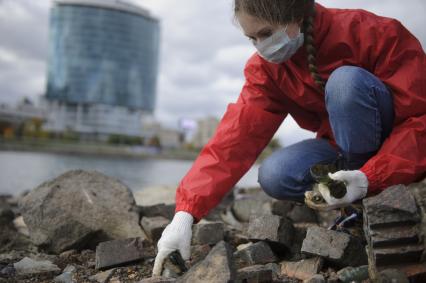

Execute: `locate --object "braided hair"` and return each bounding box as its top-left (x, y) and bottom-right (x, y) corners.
top-left (302, 0), bottom-right (325, 89)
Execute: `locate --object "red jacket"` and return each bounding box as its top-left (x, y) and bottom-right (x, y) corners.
top-left (176, 3), bottom-right (426, 221)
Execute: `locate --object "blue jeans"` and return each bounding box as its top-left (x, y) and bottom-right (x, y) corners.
top-left (258, 66), bottom-right (394, 201)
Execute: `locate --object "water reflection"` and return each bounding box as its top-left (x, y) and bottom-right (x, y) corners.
top-left (0, 151), bottom-right (259, 195)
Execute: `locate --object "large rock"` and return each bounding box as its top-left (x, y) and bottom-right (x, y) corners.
top-left (19, 170), bottom-right (146, 253)
top-left (301, 226), bottom-right (367, 268)
top-left (177, 241), bottom-right (235, 283)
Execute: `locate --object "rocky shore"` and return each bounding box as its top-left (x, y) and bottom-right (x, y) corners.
top-left (1, 170), bottom-right (425, 283)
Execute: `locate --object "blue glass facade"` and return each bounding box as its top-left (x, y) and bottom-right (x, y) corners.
top-left (46, 3), bottom-right (160, 112)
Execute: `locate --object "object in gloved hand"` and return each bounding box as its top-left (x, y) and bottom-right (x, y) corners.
top-left (305, 185), bottom-right (339, 211)
top-left (305, 163), bottom-right (350, 211)
top-left (310, 163), bottom-right (347, 199)
top-left (161, 250), bottom-right (188, 278)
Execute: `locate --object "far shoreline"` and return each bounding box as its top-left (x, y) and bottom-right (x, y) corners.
top-left (0, 138), bottom-right (199, 161)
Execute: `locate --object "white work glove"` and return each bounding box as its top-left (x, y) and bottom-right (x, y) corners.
top-left (152, 211), bottom-right (194, 276)
top-left (318, 170), bottom-right (368, 206)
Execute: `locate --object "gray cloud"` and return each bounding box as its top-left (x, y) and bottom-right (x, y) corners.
top-left (0, 0), bottom-right (424, 144)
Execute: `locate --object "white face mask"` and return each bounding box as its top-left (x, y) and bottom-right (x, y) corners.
top-left (253, 25), bottom-right (304, 64)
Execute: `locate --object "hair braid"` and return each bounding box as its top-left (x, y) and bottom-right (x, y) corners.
top-left (303, 1), bottom-right (326, 90)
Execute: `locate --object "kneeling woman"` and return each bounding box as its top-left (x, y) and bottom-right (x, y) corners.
top-left (153, 0), bottom-right (426, 274)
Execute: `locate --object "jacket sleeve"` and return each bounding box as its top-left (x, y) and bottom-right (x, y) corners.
top-left (175, 56), bottom-right (287, 221)
top-left (359, 17), bottom-right (426, 192)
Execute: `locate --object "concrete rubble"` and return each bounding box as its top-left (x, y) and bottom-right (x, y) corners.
top-left (0, 169), bottom-right (424, 282)
top-left (363, 183), bottom-right (426, 282)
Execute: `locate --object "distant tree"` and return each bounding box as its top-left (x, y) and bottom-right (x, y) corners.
top-left (147, 135), bottom-right (161, 148)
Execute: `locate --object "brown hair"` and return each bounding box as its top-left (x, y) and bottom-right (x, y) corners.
top-left (234, 0), bottom-right (325, 90)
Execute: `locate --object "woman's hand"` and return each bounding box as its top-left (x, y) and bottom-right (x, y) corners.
top-left (152, 211), bottom-right (194, 276)
top-left (318, 170), bottom-right (369, 206)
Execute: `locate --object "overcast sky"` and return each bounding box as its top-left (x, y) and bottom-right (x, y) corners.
top-left (0, 0), bottom-right (425, 146)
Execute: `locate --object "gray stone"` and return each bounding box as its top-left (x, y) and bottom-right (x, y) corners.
top-left (54, 265), bottom-right (77, 283)
top-left (301, 226), bottom-right (367, 268)
top-left (363, 185), bottom-right (420, 228)
top-left (270, 199), bottom-right (294, 217)
top-left (231, 198), bottom-right (271, 222)
top-left (191, 222), bottom-right (224, 245)
top-left (337, 265), bottom-right (369, 283)
top-left (13, 257), bottom-right (60, 275)
top-left (236, 265), bottom-right (273, 283)
top-left (369, 225), bottom-right (420, 248)
top-left (95, 237), bottom-right (151, 270)
top-left (19, 170), bottom-right (146, 253)
top-left (234, 241), bottom-right (277, 269)
top-left (287, 204), bottom-right (317, 223)
top-left (0, 264), bottom-right (15, 278)
top-left (371, 244), bottom-right (424, 266)
top-left (141, 216), bottom-right (170, 242)
top-left (378, 269), bottom-right (409, 283)
top-left (139, 203), bottom-right (176, 221)
top-left (223, 227), bottom-right (250, 247)
top-left (247, 215), bottom-right (294, 249)
top-left (187, 245), bottom-right (211, 268)
top-left (304, 274), bottom-right (325, 283)
top-left (280, 257), bottom-right (323, 281)
top-left (138, 277), bottom-right (176, 283)
top-left (289, 223), bottom-right (315, 261)
top-left (177, 241), bottom-right (235, 283)
top-left (89, 268), bottom-right (116, 283)
top-left (381, 263), bottom-right (426, 282)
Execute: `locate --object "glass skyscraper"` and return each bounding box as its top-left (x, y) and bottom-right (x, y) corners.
top-left (46, 0), bottom-right (160, 113)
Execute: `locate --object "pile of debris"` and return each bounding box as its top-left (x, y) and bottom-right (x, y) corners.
top-left (0, 169), bottom-right (425, 283)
